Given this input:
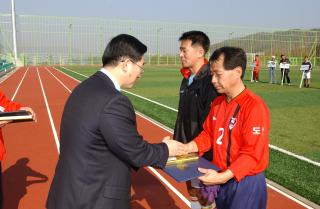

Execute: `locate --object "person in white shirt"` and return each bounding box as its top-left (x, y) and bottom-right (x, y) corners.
top-left (268, 56), bottom-right (277, 84)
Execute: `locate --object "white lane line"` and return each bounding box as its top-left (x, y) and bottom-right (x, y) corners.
top-left (11, 67), bottom-right (29, 100)
top-left (267, 184), bottom-right (314, 209)
top-left (122, 90), bottom-right (178, 112)
top-left (36, 67), bottom-right (60, 153)
top-left (45, 67), bottom-right (71, 93)
top-left (268, 144), bottom-right (319, 167)
top-left (52, 66), bottom-right (191, 208)
top-left (60, 66), bottom-right (88, 78)
top-left (147, 167), bottom-right (191, 207)
top-left (52, 67), bottom-right (81, 83)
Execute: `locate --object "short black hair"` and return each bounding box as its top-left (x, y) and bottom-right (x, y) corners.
top-left (102, 34), bottom-right (147, 67)
top-left (209, 47), bottom-right (247, 79)
top-left (179, 31), bottom-right (210, 54)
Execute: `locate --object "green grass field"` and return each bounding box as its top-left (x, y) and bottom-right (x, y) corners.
top-left (57, 65), bottom-right (320, 205)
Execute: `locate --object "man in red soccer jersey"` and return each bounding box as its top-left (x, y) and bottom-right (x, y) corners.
top-left (182, 47), bottom-right (270, 209)
top-left (252, 54), bottom-right (260, 82)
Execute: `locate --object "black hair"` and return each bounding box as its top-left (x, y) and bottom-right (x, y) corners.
top-left (179, 31), bottom-right (210, 54)
top-left (102, 34), bottom-right (147, 67)
top-left (209, 47), bottom-right (247, 79)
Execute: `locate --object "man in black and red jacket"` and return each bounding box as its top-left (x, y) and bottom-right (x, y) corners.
top-left (173, 31), bottom-right (218, 206)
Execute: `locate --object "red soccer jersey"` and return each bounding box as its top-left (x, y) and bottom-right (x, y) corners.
top-left (0, 91), bottom-right (21, 160)
top-left (194, 88), bottom-right (270, 182)
top-left (254, 58), bottom-right (260, 71)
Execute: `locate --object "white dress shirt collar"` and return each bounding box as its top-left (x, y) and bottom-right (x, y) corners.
top-left (100, 68), bottom-right (121, 91)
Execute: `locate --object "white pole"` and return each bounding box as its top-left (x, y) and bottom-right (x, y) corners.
top-left (251, 67), bottom-right (254, 82)
top-left (281, 68), bottom-right (285, 86)
top-left (11, 0), bottom-right (18, 65)
top-left (251, 53), bottom-right (255, 82)
top-left (299, 72), bottom-right (304, 88)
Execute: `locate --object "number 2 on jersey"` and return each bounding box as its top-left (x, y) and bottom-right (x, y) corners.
top-left (216, 128), bottom-right (224, 145)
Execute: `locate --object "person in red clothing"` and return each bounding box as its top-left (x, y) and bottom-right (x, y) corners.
top-left (252, 54), bottom-right (260, 82)
top-left (0, 90), bottom-right (36, 208)
top-left (182, 47), bottom-right (270, 209)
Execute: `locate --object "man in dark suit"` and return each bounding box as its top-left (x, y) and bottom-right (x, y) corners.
top-left (46, 34), bottom-right (185, 209)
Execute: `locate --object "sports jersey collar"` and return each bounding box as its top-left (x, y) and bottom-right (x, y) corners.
top-left (180, 58), bottom-right (208, 79)
top-left (225, 87), bottom-right (248, 105)
top-left (100, 68), bottom-right (121, 91)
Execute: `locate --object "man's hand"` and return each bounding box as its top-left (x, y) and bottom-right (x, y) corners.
top-left (20, 107), bottom-right (37, 122)
top-left (198, 168), bottom-right (234, 185)
top-left (0, 120), bottom-right (12, 128)
top-left (162, 137), bottom-right (188, 156)
top-left (162, 136), bottom-right (199, 156)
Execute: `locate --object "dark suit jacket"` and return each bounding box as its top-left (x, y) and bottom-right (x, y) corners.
top-left (46, 71), bottom-right (169, 209)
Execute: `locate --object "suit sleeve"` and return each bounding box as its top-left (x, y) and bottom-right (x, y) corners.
top-left (99, 94), bottom-right (169, 169)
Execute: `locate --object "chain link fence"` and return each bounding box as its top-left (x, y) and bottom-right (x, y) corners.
top-left (0, 13), bottom-right (319, 67)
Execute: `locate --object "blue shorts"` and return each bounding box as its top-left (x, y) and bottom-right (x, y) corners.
top-left (216, 172), bottom-right (267, 209)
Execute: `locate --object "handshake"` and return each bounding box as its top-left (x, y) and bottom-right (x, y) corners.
top-left (162, 136), bottom-right (193, 157)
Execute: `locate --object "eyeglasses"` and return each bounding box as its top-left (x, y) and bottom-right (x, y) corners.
top-left (129, 59), bottom-right (144, 74)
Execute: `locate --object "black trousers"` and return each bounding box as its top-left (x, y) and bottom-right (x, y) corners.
top-left (281, 68), bottom-right (291, 84)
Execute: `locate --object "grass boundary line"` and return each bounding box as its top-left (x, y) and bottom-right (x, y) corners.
top-left (266, 179), bottom-right (319, 209)
top-left (59, 66), bottom-right (320, 167)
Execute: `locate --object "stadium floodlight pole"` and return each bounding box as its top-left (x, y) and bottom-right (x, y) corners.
top-left (11, 0), bottom-right (18, 65)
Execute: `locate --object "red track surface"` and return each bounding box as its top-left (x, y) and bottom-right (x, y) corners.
top-left (0, 67), bottom-right (310, 209)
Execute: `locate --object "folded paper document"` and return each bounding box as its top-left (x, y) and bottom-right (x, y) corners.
top-left (0, 110), bottom-right (33, 122)
top-left (164, 153), bottom-right (220, 182)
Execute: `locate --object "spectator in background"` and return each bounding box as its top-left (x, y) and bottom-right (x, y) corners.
top-left (302, 56), bottom-right (312, 88)
top-left (280, 54), bottom-right (291, 85)
top-left (268, 56), bottom-right (277, 84)
top-left (252, 54), bottom-right (260, 82)
top-left (0, 90), bottom-right (36, 209)
top-left (173, 31), bottom-right (218, 208)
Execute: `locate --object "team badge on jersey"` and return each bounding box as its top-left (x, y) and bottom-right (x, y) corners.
top-left (229, 117), bottom-right (237, 130)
